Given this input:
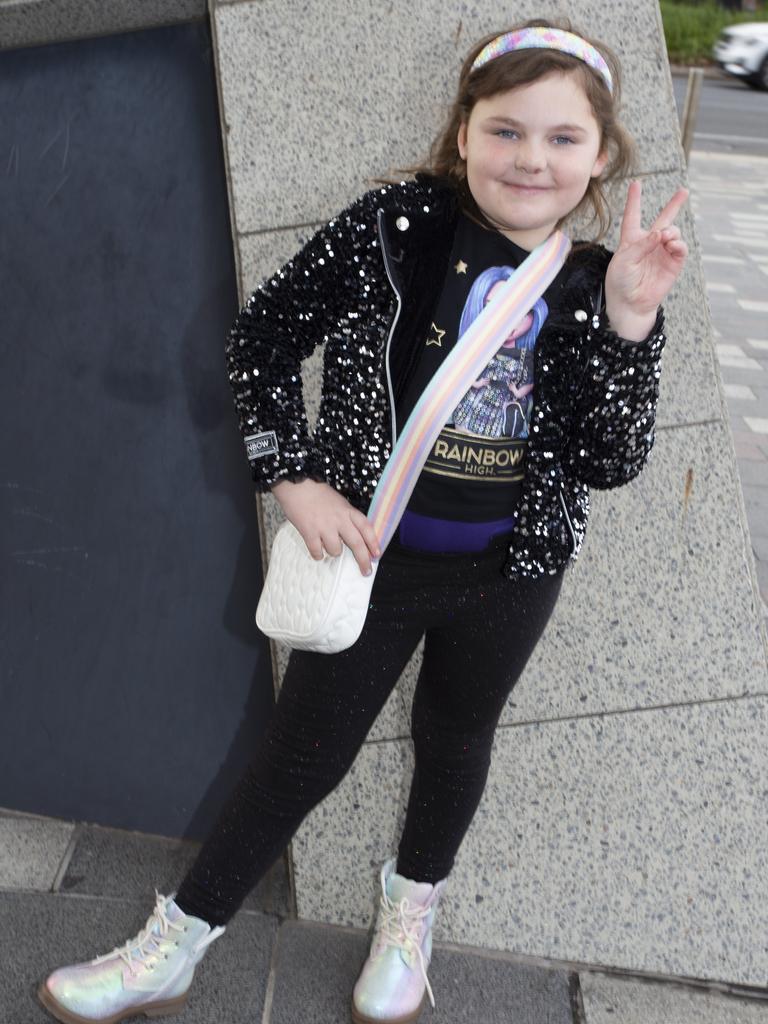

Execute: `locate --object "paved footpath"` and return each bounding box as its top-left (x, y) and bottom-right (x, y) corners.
top-left (3, 808), bottom-right (768, 1022)
top-left (687, 148), bottom-right (768, 621)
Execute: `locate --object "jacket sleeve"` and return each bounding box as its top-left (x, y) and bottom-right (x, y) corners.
top-left (564, 302), bottom-right (667, 490)
top-left (224, 194), bottom-right (369, 491)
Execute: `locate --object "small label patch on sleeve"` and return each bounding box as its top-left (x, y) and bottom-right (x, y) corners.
top-left (245, 431), bottom-right (278, 461)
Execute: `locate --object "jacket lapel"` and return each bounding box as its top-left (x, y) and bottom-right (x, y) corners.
top-left (377, 198), bottom-right (459, 410)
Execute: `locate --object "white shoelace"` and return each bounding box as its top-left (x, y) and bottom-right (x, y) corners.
top-left (374, 890), bottom-right (436, 1008)
top-left (90, 889), bottom-right (188, 974)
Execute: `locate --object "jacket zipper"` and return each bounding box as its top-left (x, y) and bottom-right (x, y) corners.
top-left (376, 208), bottom-right (402, 447)
top-left (558, 483), bottom-right (577, 557)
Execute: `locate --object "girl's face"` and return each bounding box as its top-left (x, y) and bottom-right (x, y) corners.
top-left (457, 71), bottom-right (609, 251)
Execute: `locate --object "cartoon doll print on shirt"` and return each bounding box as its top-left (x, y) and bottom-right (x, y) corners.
top-left (450, 266), bottom-right (549, 440)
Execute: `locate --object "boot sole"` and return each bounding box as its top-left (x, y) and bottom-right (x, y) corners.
top-left (37, 981), bottom-right (188, 1024)
top-left (350, 992), bottom-right (426, 1024)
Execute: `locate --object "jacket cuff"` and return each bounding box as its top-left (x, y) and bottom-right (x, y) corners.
top-left (592, 305), bottom-right (666, 360)
top-left (246, 435), bottom-right (327, 493)
top-left (566, 305), bottom-right (667, 490)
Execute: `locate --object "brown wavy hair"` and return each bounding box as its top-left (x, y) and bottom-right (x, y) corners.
top-left (372, 16), bottom-right (636, 249)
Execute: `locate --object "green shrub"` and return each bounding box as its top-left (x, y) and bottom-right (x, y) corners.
top-left (660, 0), bottom-right (768, 63)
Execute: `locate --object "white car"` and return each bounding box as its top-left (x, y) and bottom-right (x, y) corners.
top-left (712, 22), bottom-right (768, 90)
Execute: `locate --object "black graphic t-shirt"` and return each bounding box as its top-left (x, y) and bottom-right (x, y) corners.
top-left (394, 212), bottom-right (570, 554)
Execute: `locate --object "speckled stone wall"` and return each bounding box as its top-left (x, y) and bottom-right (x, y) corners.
top-left (0, 0), bottom-right (205, 50)
top-left (211, 0), bottom-right (768, 986)
top-left (15, 0), bottom-right (764, 988)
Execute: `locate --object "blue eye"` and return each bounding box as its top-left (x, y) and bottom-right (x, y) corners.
top-left (494, 130), bottom-right (575, 144)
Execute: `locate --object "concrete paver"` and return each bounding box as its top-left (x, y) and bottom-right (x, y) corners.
top-left (581, 971), bottom-right (768, 1024)
top-left (688, 149), bottom-right (768, 619)
top-left (58, 822), bottom-right (291, 917)
top-left (1, 813), bottom-right (578, 1024)
top-left (1, 889), bottom-right (277, 1023)
top-left (268, 920), bottom-right (574, 1024)
top-left (0, 815), bottom-right (74, 893)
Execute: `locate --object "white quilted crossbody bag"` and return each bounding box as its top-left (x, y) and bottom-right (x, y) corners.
top-left (255, 231), bottom-right (571, 653)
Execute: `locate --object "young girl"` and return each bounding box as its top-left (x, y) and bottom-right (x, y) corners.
top-left (39, 16), bottom-right (688, 1024)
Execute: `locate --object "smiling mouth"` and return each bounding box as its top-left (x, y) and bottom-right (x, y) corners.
top-left (505, 183), bottom-right (550, 192)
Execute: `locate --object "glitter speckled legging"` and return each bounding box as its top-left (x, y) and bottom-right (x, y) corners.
top-left (174, 531), bottom-right (565, 927)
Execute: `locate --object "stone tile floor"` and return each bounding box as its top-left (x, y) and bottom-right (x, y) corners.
top-left (2, 808), bottom-right (766, 1023)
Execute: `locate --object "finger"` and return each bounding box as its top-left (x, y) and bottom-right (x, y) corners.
top-left (319, 529), bottom-right (344, 559)
top-left (652, 187), bottom-right (689, 231)
top-left (627, 228), bottom-right (662, 260)
top-left (349, 508), bottom-right (382, 558)
top-left (659, 226), bottom-right (685, 247)
top-left (301, 530), bottom-right (325, 561)
top-left (664, 239), bottom-right (688, 259)
top-left (619, 179), bottom-right (642, 244)
top-left (338, 523), bottom-right (373, 576)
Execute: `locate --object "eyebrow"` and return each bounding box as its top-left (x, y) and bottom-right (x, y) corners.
top-left (485, 116), bottom-right (588, 133)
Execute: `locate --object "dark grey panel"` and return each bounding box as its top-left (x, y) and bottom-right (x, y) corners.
top-left (0, 21), bottom-right (274, 839)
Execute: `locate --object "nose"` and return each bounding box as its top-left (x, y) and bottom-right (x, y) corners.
top-left (514, 141), bottom-right (547, 174)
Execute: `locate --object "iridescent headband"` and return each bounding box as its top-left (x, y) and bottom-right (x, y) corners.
top-left (471, 27), bottom-right (613, 94)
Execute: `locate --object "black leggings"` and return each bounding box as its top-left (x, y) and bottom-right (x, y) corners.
top-left (174, 532), bottom-right (565, 927)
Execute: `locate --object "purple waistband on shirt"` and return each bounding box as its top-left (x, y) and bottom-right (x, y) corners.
top-left (396, 509), bottom-right (517, 553)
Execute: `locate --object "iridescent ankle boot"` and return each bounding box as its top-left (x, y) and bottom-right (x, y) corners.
top-left (38, 889), bottom-right (225, 1024)
top-left (351, 856), bottom-right (448, 1024)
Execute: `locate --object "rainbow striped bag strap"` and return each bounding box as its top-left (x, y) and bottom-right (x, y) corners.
top-left (368, 229), bottom-right (571, 552)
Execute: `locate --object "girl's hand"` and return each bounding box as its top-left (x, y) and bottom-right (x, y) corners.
top-left (270, 478), bottom-right (381, 576)
top-left (604, 179), bottom-right (689, 339)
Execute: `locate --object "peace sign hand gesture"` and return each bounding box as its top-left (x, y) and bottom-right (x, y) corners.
top-left (604, 180), bottom-right (689, 341)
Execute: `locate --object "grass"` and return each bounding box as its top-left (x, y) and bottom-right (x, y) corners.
top-left (660, 0), bottom-right (768, 63)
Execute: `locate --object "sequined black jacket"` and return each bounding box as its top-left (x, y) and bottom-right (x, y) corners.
top-left (225, 173), bottom-right (666, 578)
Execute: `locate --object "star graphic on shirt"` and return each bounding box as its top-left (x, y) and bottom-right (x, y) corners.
top-left (426, 323), bottom-right (446, 347)
top-left (454, 259), bottom-right (468, 274)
